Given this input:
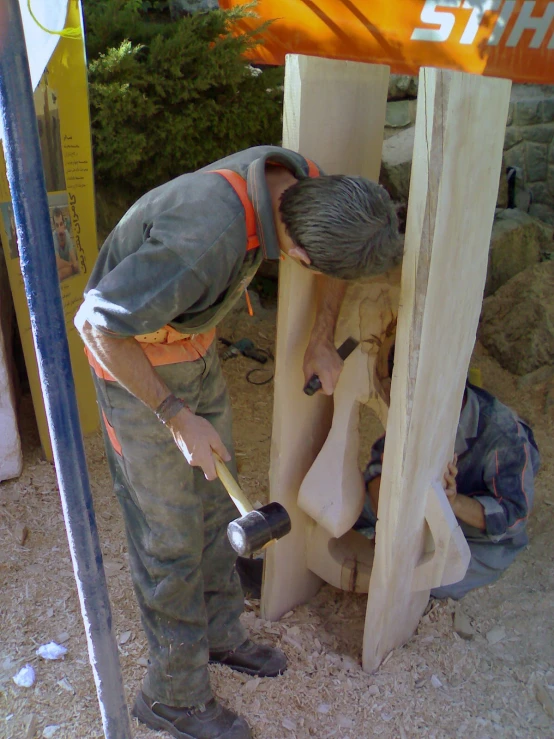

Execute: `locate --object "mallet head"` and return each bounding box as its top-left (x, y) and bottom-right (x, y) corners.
top-left (227, 502), bottom-right (291, 557)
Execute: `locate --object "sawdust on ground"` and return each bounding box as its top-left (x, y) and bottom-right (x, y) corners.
top-left (1, 298), bottom-right (554, 739)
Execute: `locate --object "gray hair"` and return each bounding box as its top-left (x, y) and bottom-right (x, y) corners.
top-left (279, 175), bottom-right (402, 280)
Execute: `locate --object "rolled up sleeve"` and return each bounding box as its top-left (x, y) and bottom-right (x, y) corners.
top-left (481, 441), bottom-right (533, 541)
top-left (76, 241), bottom-right (210, 338)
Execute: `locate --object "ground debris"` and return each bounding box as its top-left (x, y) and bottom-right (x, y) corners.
top-left (454, 608), bottom-right (475, 640)
top-left (23, 713), bottom-right (38, 739)
top-left (12, 521), bottom-right (29, 545)
top-left (534, 681), bottom-right (554, 718)
top-left (2, 328), bottom-right (554, 739)
top-left (485, 625), bottom-right (506, 645)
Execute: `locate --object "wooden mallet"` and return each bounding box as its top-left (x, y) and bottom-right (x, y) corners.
top-left (213, 453), bottom-right (291, 557)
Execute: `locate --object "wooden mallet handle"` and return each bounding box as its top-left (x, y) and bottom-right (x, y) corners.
top-left (213, 452), bottom-right (253, 518)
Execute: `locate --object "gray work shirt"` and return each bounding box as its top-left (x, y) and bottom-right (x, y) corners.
top-left (75, 146), bottom-right (318, 338)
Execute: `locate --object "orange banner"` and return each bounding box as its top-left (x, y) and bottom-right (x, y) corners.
top-left (221, 0), bottom-right (554, 83)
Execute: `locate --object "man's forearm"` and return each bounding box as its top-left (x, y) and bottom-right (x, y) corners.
top-left (309, 274), bottom-right (346, 344)
top-left (80, 321), bottom-right (171, 411)
top-left (451, 494), bottom-right (486, 531)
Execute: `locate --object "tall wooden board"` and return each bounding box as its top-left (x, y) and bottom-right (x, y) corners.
top-left (262, 55), bottom-right (390, 621)
top-left (362, 68), bottom-right (511, 672)
top-left (0, 274), bottom-right (21, 481)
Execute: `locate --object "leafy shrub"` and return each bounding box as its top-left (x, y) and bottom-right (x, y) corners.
top-left (84, 1), bottom-right (284, 197)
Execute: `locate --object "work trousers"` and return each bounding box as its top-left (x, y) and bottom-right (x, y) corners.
top-left (92, 343), bottom-right (246, 708)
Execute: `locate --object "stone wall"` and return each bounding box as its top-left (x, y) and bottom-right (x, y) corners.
top-left (385, 77), bottom-right (554, 223)
top-left (503, 85), bottom-right (554, 216)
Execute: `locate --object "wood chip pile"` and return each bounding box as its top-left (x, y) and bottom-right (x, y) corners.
top-left (1, 301), bottom-right (553, 738)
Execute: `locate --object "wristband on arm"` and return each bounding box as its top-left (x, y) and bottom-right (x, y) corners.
top-left (154, 393), bottom-right (189, 425)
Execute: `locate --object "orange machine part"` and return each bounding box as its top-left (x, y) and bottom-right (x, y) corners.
top-left (220, 0), bottom-right (554, 84)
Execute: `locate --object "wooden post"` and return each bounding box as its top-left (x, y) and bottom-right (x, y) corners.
top-left (362, 68), bottom-right (511, 672)
top-left (262, 55), bottom-right (390, 621)
top-left (0, 260), bottom-right (21, 481)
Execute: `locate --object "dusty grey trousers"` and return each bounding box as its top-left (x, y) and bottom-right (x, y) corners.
top-left (92, 343), bottom-right (246, 708)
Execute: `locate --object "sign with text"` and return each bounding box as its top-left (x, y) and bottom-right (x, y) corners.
top-left (0, 0), bottom-right (99, 459)
top-left (220, 0), bottom-right (554, 84)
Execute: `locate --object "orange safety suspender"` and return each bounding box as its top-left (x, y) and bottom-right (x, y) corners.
top-left (209, 169), bottom-right (260, 252)
top-left (209, 158), bottom-right (320, 252)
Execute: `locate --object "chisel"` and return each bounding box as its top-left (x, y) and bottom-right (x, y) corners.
top-left (303, 336), bottom-right (359, 396)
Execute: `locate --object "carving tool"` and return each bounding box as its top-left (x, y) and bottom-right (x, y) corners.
top-left (303, 336), bottom-right (360, 396)
top-left (213, 453), bottom-right (291, 557)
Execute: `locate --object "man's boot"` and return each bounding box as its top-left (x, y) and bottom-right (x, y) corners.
top-left (210, 638), bottom-right (287, 677)
top-left (132, 692), bottom-right (251, 739)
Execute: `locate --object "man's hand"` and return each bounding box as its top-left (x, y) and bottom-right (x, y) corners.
top-left (303, 338), bottom-right (343, 395)
top-left (303, 274), bottom-right (346, 395)
top-left (442, 453), bottom-right (486, 530)
top-left (168, 407), bottom-right (231, 481)
top-left (78, 321), bottom-right (231, 480)
top-left (443, 454), bottom-right (458, 509)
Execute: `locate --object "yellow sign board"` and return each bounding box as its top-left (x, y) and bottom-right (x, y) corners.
top-left (0, 0), bottom-right (99, 459)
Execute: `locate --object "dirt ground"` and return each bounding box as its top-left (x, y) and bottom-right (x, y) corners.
top-left (1, 299), bottom-right (554, 739)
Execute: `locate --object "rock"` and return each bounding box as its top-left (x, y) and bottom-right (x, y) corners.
top-left (480, 261), bottom-right (554, 375)
top-left (388, 74), bottom-right (418, 100)
top-left (385, 100), bottom-right (417, 129)
top-left (517, 365), bottom-right (554, 388)
top-left (527, 180), bottom-right (549, 206)
top-left (379, 126), bottom-right (415, 202)
top-left (525, 142), bottom-right (548, 182)
top-left (485, 209), bottom-right (552, 296)
top-left (504, 126), bottom-right (524, 150)
top-left (453, 608), bottom-right (475, 640)
top-left (529, 202), bottom-right (554, 226)
top-left (515, 99), bottom-right (543, 126)
top-left (522, 124), bottom-right (554, 144)
top-left (543, 96), bottom-right (554, 122)
top-left (504, 142), bottom-right (525, 172)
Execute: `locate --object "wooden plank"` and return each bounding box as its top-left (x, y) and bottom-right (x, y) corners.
top-left (412, 482), bottom-right (471, 592)
top-left (0, 258), bottom-right (21, 481)
top-left (362, 68), bottom-right (511, 672)
top-left (261, 54), bottom-right (390, 621)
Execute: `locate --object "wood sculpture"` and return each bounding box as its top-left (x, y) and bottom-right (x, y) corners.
top-left (261, 54), bottom-right (511, 674)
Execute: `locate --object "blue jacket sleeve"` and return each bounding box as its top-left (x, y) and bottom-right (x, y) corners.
top-left (478, 439), bottom-right (535, 541)
top-left (363, 436), bottom-right (386, 489)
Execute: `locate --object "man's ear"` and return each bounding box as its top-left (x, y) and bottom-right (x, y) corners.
top-left (288, 245), bottom-right (311, 265)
